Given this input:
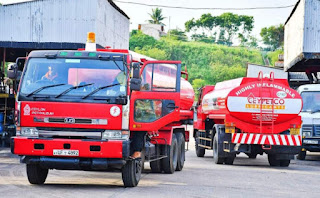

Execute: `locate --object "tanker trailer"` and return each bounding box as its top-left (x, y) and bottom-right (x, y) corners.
top-left (193, 72), bottom-right (302, 166)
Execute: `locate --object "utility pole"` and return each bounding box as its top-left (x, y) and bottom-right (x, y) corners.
top-left (168, 16), bottom-right (171, 38)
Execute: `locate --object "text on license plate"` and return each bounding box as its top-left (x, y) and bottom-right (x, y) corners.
top-left (303, 140), bottom-right (318, 144)
top-left (53, 149), bottom-right (79, 156)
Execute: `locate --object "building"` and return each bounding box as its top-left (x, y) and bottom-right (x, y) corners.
top-left (138, 24), bottom-right (166, 40)
top-left (0, 0), bottom-right (130, 66)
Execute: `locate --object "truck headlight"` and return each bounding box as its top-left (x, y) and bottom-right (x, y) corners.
top-left (302, 132), bottom-right (311, 137)
top-left (20, 127), bottom-right (39, 137)
top-left (102, 130), bottom-right (129, 140)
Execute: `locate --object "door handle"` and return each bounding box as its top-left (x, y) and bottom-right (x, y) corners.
top-left (166, 103), bottom-right (179, 109)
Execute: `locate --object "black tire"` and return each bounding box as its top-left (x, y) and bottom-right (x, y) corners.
top-left (175, 132), bottom-right (185, 171)
top-left (213, 133), bottom-right (224, 164)
top-left (26, 164), bottom-right (48, 185)
top-left (195, 131), bottom-right (205, 157)
top-left (246, 153), bottom-right (257, 159)
top-left (150, 145), bottom-right (162, 173)
top-left (224, 155), bottom-right (235, 165)
top-left (122, 159), bottom-right (142, 187)
top-left (268, 154), bottom-right (280, 167)
top-left (162, 133), bottom-right (178, 174)
top-left (297, 151), bottom-right (306, 160)
top-left (280, 160), bottom-right (290, 167)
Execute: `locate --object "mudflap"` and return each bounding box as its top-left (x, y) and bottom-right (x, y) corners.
top-left (215, 124), bottom-right (235, 158)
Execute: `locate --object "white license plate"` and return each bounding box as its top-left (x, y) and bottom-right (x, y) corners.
top-left (53, 149), bottom-right (79, 156)
top-left (303, 140), bottom-right (318, 144)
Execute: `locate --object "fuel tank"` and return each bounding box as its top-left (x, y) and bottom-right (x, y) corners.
top-left (202, 76), bottom-right (302, 133)
top-left (180, 77), bottom-right (194, 110)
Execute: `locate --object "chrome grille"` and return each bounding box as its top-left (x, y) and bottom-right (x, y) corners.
top-left (302, 125), bottom-right (313, 134)
top-left (315, 125), bottom-right (320, 137)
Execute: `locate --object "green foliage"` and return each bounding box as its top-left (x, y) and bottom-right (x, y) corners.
top-left (129, 32), bottom-right (263, 91)
top-left (192, 79), bottom-right (206, 97)
top-left (135, 48), bottom-right (169, 60)
top-left (267, 49), bottom-right (283, 66)
top-left (129, 31), bottom-right (157, 50)
top-left (260, 24), bottom-right (284, 51)
top-left (148, 8), bottom-right (166, 25)
top-left (166, 29), bottom-right (188, 41)
top-left (185, 12), bottom-right (254, 46)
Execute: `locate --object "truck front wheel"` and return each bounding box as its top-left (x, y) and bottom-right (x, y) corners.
top-left (162, 133), bottom-right (178, 174)
top-left (122, 159), bottom-right (142, 187)
top-left (175, 132), bottom-right (185, 171)
top-left (213, 133), bottom-right (224, 164)
top-left (195, 131), bottom-right (205, 157)
top-left (26, 164), bottom-right (48, 185)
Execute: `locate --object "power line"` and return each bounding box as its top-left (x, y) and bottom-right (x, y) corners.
top-left (113, 0), bottom-right (295, 10)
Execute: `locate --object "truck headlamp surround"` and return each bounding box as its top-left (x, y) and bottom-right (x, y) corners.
top-left (20, 127), bottom-right (39, 137)
top-left (302, 132), bottom-right (311, 137)
top-left (102, 130), bottom-right (129, 140)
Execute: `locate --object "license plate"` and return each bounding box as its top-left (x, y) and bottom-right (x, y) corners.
top-left (53, 149), bottom-right (79, 156)
top-left (303, 140), bottom-right (318, 144)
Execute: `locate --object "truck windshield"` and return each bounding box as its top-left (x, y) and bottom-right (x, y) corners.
top-left (301, 91), bottom-right (320, 112)
top-left (19, 58), bottom-right (127, 101)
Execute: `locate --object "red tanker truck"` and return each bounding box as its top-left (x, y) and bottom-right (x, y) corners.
top-left (194, 72), bottom-right (302, 166)
top-left (9, 33), bottom-right (194, 187)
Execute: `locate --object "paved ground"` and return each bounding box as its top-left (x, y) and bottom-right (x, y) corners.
top-left (1, 141), bottom-right (320, 198)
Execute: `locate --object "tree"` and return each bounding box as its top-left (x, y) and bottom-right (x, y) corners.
top-left (260, 24), bottom-right (284, 51)
top-left (167, 29), bottom-right (188, 41)
top-left (129, 31), bottom-right (157, 50)
top-left (185, 13), bottom-right (254, 46)
top-left (148, 8), bottom-right (166, 25)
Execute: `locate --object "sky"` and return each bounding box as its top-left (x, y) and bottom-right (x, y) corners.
top-left (1, 0), bottom-right (299, 39)
top-left (114, 0), bottom-right (298, 37)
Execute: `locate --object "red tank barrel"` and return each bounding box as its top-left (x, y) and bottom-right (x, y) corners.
top-left (202, 76), bottom-right (302, 134)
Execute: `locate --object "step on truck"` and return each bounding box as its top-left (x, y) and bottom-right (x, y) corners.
top-left (193, 72), bottom-right (302, 166)
top-left (8, 33), bottom-right (195, 187)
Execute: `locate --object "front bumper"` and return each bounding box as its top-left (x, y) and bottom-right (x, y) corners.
top-left (302, 138), bottom-right (320, 152)
top-left (11, 137), bottom-right (130, 159)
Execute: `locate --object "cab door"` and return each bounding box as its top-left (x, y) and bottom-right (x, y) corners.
top-left (129, 61), bottom-right (181, 131)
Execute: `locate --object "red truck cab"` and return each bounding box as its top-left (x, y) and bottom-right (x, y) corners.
top-left (10, 34), bottom-right (194, 187)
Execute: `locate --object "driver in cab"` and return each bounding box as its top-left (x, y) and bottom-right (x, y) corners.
top-left (42, 66), bottom-right (58, 81)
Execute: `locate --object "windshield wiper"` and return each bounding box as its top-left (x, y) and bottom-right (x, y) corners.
top-left (311, 109), bottom-right (320, 114)
top-left (55, 83), bottom-right (94, 98)
top-left (27, 83), bottom-right (66, 97)
top-left (82, 83), bottom-right (120, 99)
top-left (98, 55), bottom-right (124, 71)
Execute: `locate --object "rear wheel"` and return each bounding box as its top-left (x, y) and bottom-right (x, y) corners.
top-left (122, 159), bottom-right (142, 187)
top-left (150, 145), bottom-right (162, 173)
top-left (26, 164), bottom-right (48, 185)
top-left (297, 151), bottom-right (306, 160)
top-left (195, 131), bottom-right (205, 157)
top-left (280, 160), bottom-right (290, 167)
top-left (213, 133), bottom-right (224, 164)
top-left (162, 133), bottom-right (178, 174)
top-left (268, 154), bottom-right (280, 166)
top-left (175, 132), bottom-right (185, 171)
top-left (246, 153), bottom-right (257, 159)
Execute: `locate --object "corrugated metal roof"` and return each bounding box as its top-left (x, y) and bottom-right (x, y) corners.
top-left (0, 0), bottom-right (130, 49)
top-left (0, 0), bottom-right (129, 19)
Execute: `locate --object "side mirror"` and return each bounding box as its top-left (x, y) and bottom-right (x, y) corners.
top-left (7, 63), bottom-right (17, 79)
top-left (130, 62), bottom-right (141, 91)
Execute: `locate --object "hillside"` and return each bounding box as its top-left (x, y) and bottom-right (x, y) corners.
top-left (130, 32), bottom-right (264, 92)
